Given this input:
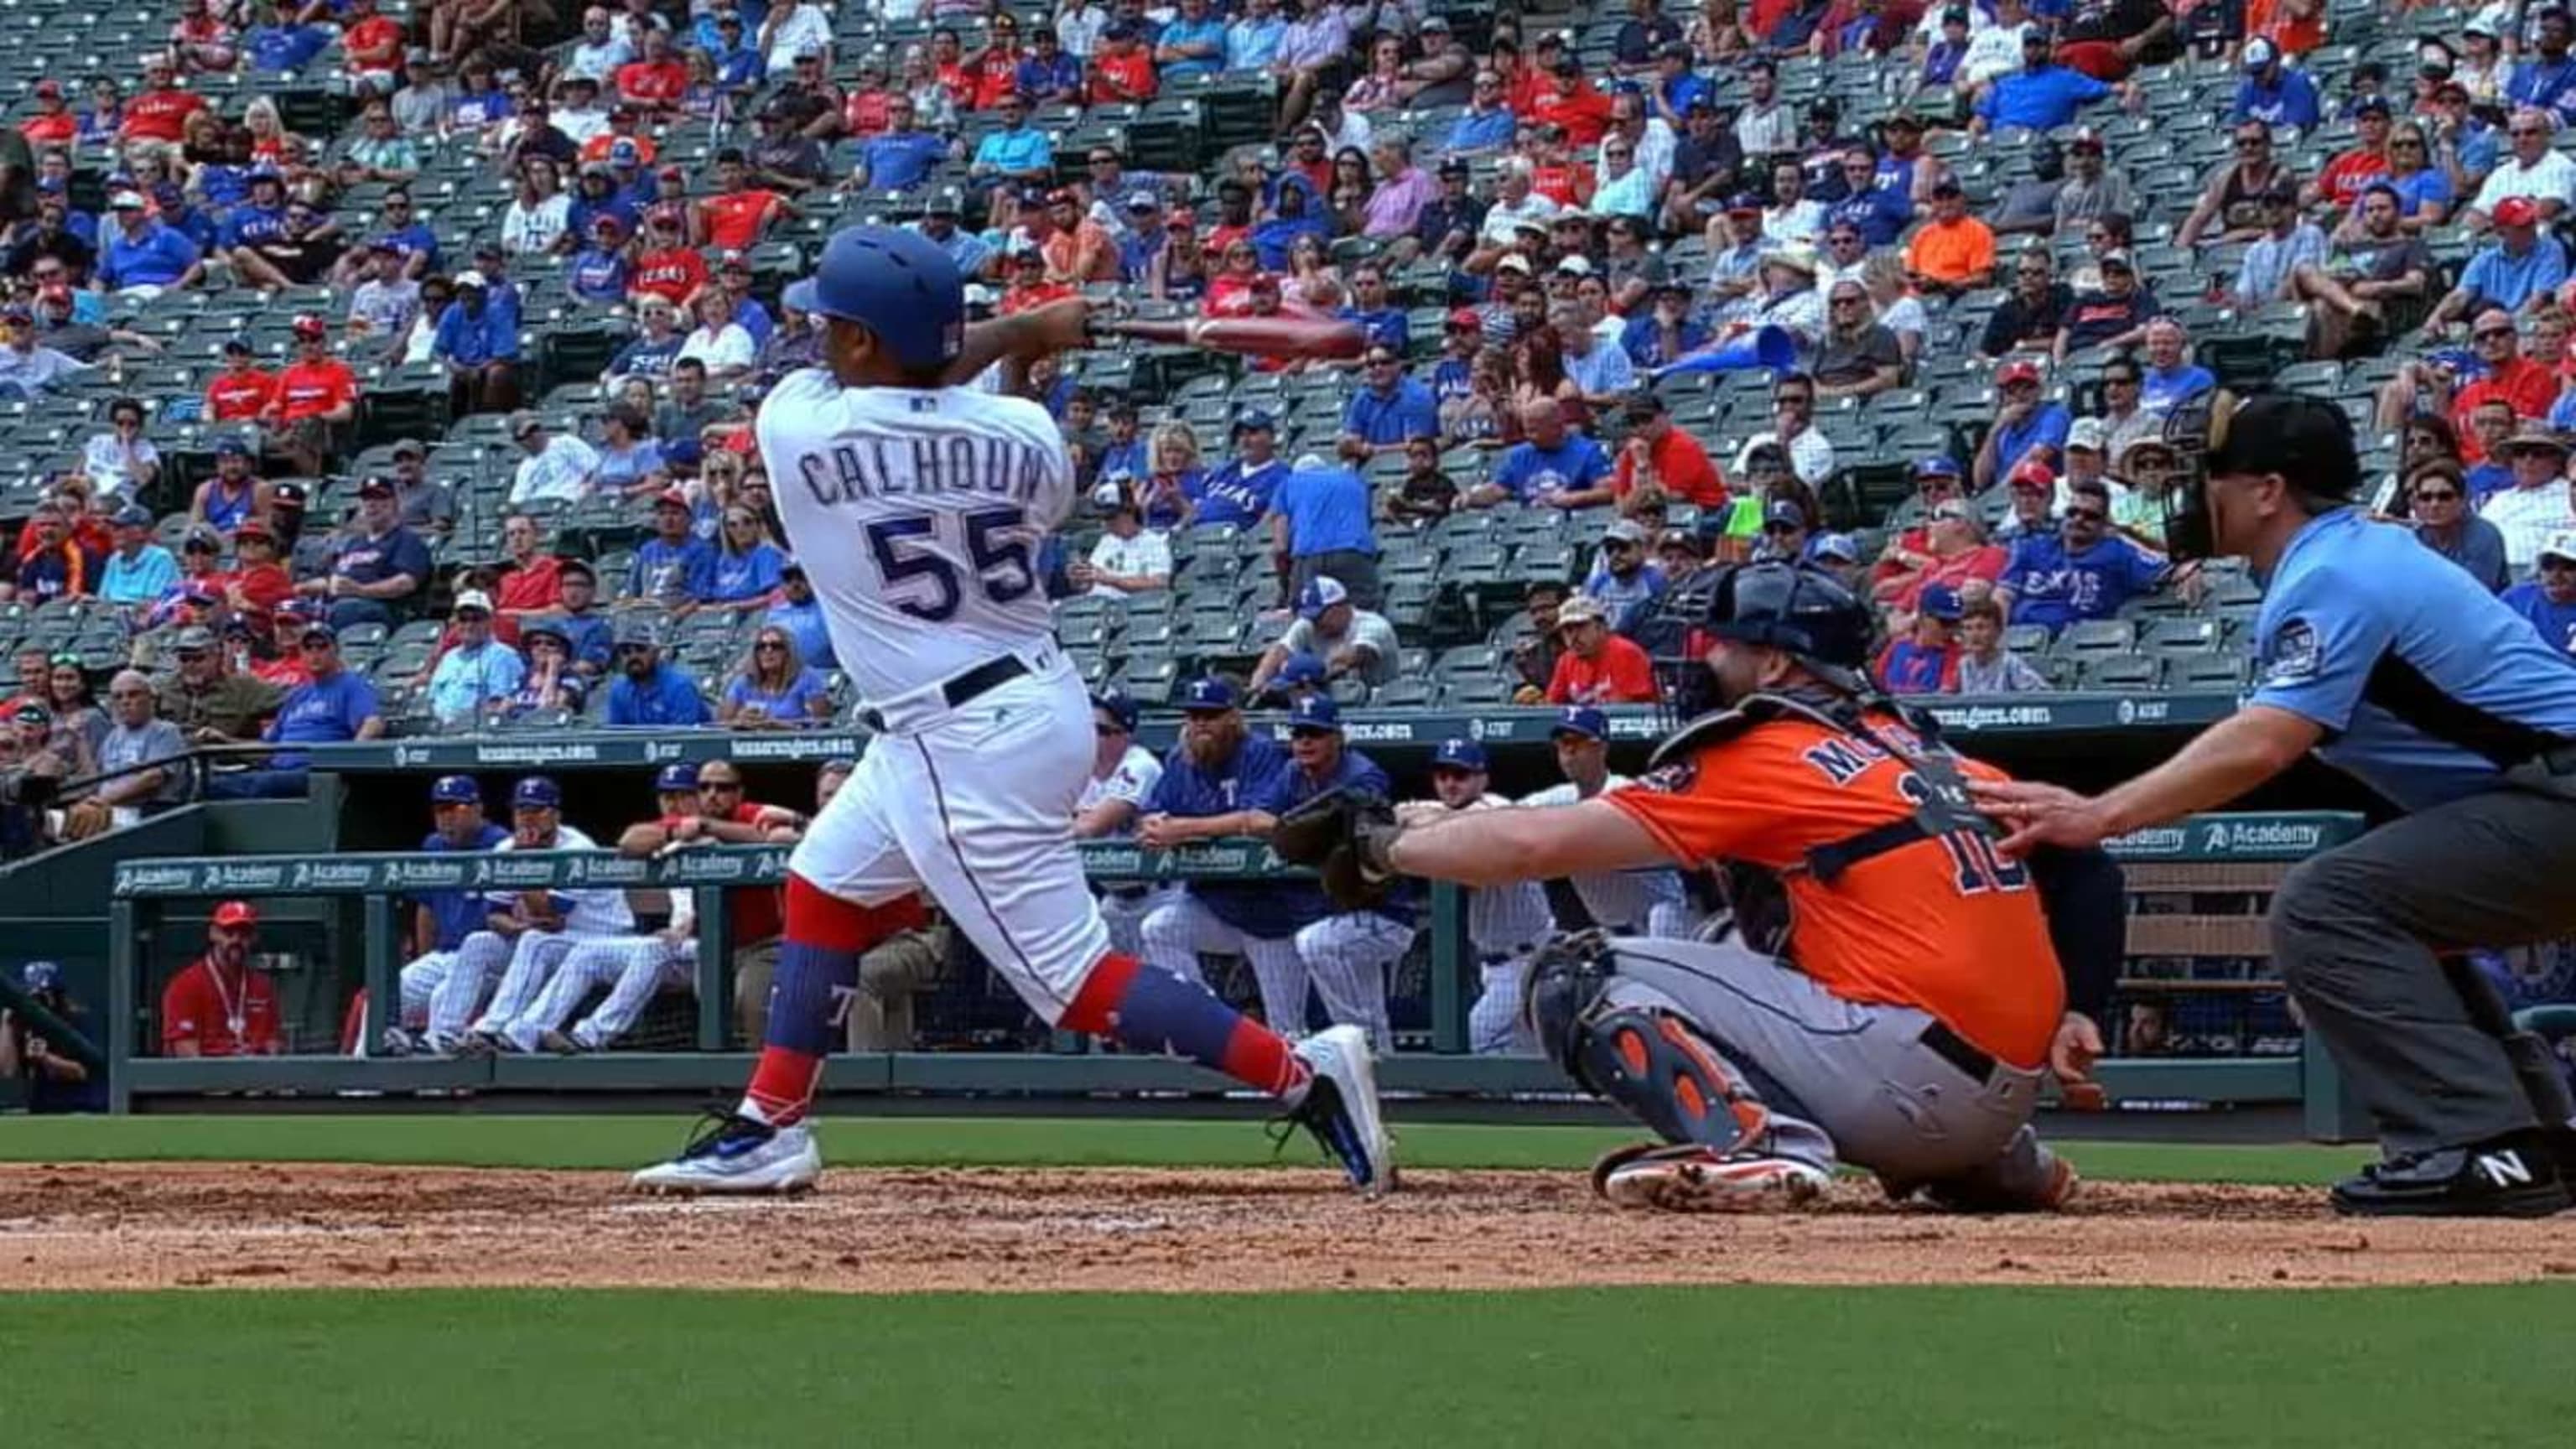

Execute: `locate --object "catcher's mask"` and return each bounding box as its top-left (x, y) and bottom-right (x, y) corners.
top-left (1644, 562), bottom-right (1876, 726)
top-left (2158, 389), bottom-right (2359, 562)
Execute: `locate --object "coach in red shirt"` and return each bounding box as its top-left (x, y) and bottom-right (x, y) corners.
top-left (161, 900), bottom-right (283, 1057)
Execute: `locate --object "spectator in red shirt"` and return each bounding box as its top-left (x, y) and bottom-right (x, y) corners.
top-left (1613, 392), bottom-right (1727, 510)
top-left (259, 314), bottom-right (360, 476)
top-left (1088, 21), bottom-right (1157, 106)
top-left (2309, 96), bottom-right (2393, 210)
top-left (120, 53), bottom-right (210, 158)
top-left (999, 242), bottom-right (1077, 314)
top-left (630, 206), bottom-right (707, 305)
top-left (202, 337), bottom-right (278, 425)
top-left (578, 106), bottom-right (659, 167)
top-left (219, 517), bottom-right (294, 624)
top-left (966, 13), bottom-right (1026, 112)
top-left (2452, 306), bottom-right (2558, 444)
top-left (693, 149), bottom-right (795, 252)
top-left (160, 900), bottom-right (283, 1057)
top-left (1545, 593), bottom-right (1660, 704)
top-left (492, 511), bottom-right (566, 628)
top-left (18, 80), bottom-right (74, 146)
top-left (1528, 55), bottom-right (1615, 148)
top-left (615, 28), bottom-right (690, 116)
top-left (340, 0), bottom-right (407, 96)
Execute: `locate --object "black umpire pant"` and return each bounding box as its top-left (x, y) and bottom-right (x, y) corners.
top-left (2270, 771), bottom-right (2576, 1156)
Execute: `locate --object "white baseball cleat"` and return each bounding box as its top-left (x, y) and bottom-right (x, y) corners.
top-left (630, 1114), bottom-right (823, 1195)
top-left (1592, 1142), bottom-right (1831, 1212)
top-left (1285, 1025), bottom-right (1397, 1198)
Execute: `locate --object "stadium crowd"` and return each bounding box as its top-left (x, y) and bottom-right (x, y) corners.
top-left (1, 0), bottom-right (2574, 870)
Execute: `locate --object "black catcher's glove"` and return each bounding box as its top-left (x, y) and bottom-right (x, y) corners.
top-left (1270, 787), bottom-right (1402, 911)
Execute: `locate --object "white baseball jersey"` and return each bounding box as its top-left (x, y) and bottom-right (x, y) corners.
top-left (756, 369), bottom-right (1073, 707)
top-left (1520, 776), bottom-right (1687, 932)
top-left (478, 824), bottom-right (634, 935)
top-left (1077, 744), bottom-right (1163, 831)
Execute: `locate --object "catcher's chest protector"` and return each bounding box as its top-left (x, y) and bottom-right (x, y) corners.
top-left (1651, 691), bottom-right (2011, 958)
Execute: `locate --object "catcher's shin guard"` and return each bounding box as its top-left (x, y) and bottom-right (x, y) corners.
top-left (1526, 930), bottom-right (1772, 1154)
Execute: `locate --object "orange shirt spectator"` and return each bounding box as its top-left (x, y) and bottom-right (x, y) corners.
top-left (2243, 0), bottom-right (2324, 56)
top-left (1903, 189), bottom-right (1997, 290)
top-left (2453, 354), bottom-right (2556, 446)
top-left (698, 185), bottom-right (786, 252)
top-left (579, 127), bottom-right (660, 168)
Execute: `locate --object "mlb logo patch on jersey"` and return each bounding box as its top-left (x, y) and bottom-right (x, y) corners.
top-left (2261, 618), bottom-right (2323, 688)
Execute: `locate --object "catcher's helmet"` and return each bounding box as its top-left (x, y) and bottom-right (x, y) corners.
top-left (808, 225), bottom-right (965, 371)
top-left (1702, 561), bottom-right (1874, 673)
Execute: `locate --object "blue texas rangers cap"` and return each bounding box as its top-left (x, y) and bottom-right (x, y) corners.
top-left (1914, 454), bottom-right (1961, 478)
top-left (1179, 677), bottom-right (1239, 712)
top-left (1276, 652), bottom-right (1329, 686)
top-left (1917, 583), bottom-right (1966, 621)
top-left (1286, 693), bottom-right (1342, 733)
top-left (1091, 689), bottom-right (1140, 732)
top-left (808, 224), bottom-right (965, 371)
top-left (655, 761), bottom-right (702, 792)
top-left (1431, 737), bottom-right (1488, 771)
top-left (1551, 704), bottom-right (1609, 741)
top-left (512, 776), bottom-right (563, 809)
top-left (1296, 575), bottom-right (1351, 621)
top-left (428, 774), bottom-right (481, 804)
top-left (20, 960), bottom-right (60, 993)
top-left (215, 434), bottom-right (252, 456)
top-left (781, 278), bottom-right (819, 314)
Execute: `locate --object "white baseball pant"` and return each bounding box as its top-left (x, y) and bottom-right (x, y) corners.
top-left (791, 663), bottom-right (1112, 1026)
top-left (439, 929), bottom-right (591, 1046)
top-left (1294, 911), bottom-right (1415, 1053)
top-left (1466, 879), bottom-right (1551, 1054)
top-left (396, 950), bottom-right (456, 1029)
top-left (507, 934), bottom-right (697, 1051)
top-left (1097, 885), bottom-right (1170, 961)
top-left (1570, 869), bottom-right (1690, 937)
top-left (1140, 893), bottom-right (1308, 1036)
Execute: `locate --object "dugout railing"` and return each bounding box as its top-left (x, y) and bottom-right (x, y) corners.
top-left (98, 811), bottom-right (2369, 1131)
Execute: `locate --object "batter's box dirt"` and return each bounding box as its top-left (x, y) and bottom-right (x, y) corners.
top-left (0, 1164), bottom-right (2565, 1292)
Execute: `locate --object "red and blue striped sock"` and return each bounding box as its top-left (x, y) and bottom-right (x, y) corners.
top-left (739, 875), bottom-right (927, 1128)
top-left (1061, 953), bottom-right (1308, 1099)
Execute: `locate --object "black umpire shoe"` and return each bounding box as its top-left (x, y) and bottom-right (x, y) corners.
top-left (2329, 1130), bottom-right (2573, 1218)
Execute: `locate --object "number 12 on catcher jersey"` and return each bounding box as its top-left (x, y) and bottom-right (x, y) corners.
top-left (865, 505), bottom-right (1037, 622)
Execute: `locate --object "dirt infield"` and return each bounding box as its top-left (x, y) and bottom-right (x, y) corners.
top-left (2, 1163), bottom-right (2569, 1292)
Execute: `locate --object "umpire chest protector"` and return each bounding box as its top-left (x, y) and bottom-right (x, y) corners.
top-left (1646, 689), bottom-right (2003, 957)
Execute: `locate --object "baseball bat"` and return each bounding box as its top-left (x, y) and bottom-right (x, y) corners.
top-left (1097, 315), bottom-right (1368, 360)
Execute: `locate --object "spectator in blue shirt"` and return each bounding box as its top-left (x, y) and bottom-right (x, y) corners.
top-left (719, 624), bottom-right (831, 728)
top-left (99, 505), bottom-right (179, 606)
top-left (1446, 70), bottom-right (1518, 152)
top-left (2507, 9), bottom-right (2576, 123)
top-left (1585, 517), bottom-right (1667, 631)
top-left (568, 216), bottom-right (634, 303)
top-left (707, 506), bottom-right (789, 610)
top-left (432, 273), bottom-right (523, 416)
top-left (1973, 358), bottom-right (2072, 492)
top-left (2502, 533), bottom-right (2576, 653)
top-left (605, 295), bottom-right (687, 382)
top-left (206, 621), bottom-right (384, 797)
top-left (1273, 455), bottom-right (1381, 608)
top-left (1475, 398), bottom-right (1615, 509)
top-left (1191, 413), bottom-right (1288, 527)
top-left (969, 95), bottom-right (1054, 186)
top-left (1337, 263), bottom-right (1409, 354)
top-left (1826, 150), bottom-right (1912, 245)
top-left (242, 5), bottom-right (335, 72)
top-left (854, 96), bottom-right (948, 192)
top-left (306, 478), bottom-right (434, 628)
top-left (1225, 0), bottom-right (1285, 70)
top-left (96, 194), bottom-right (204, 294)
top-left (2437, 201), bottom-right (2571, 321)
top-left (764, 559), bottom-right (835, 669)
top-left (2138, 318), bottom-right (2217, 418)
top-left (218, 172), bottom-right (293, 251)
top-left (1974, 32), bottom-right (2124, 136)
top-left (627, 489), bottom-right (718, 606)
top-left (1016, 29), bottom-right (1084, 104)
top-left (1337, 345), bottom-right (1439, 460)
top-left (2231, 39), bottom-right (2320, 129)
top-left (1997, 477), bottom-right (2168, 633)
top-left (1154, 0), bottom-right (1228, 82)
top-left (606, 623), bottom-right (713, 725)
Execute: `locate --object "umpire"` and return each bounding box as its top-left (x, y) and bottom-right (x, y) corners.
top-left (1978, 393), bottom-right (2576, 1218)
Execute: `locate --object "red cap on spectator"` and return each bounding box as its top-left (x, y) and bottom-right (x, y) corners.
top-left (653, 486), bottom-right (691, 512)
top-left (34, 80), bottom-right (60, 99)
top-left (1446, 308), bottom-right (1483, 331)
top-left (212, 901), bottom-right (260, 929)
top-left (2008, 458), bottom-right (2057, 490)
top-left (2496, 196), bottom-right (2541, 228)
top-left (1995, 359), bottom-right (2042, 387)
top-left (234, 517), bottom-right (274, 542)
top-left (291, 313), bottom-right (327, 339)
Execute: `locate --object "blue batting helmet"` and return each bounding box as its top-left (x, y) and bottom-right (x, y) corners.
top-left (512, 776), bottom-right (563, 810)
top-left (808, 225), bottom-right (964, 371)
top-left (655, 761), bottom-right (702, 792)
top-left (429, 774), bottom-right (480, 804)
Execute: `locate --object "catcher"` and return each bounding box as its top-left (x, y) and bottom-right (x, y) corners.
top-left (1275, 561), bottom-right (2116, 1211)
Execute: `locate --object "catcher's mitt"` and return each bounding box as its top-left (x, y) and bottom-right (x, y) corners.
top-left (1270, 787), bottom-right (1402, 911)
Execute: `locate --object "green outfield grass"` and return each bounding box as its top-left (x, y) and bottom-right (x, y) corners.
top-left (4, 1285), bottom-right (2571, 1449)
top-left (0, 1113), bottom-right (2376, 1183)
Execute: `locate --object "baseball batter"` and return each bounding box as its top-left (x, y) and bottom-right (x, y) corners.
top-left (1396, 738), bottom-right (1554, 1055)
top-left (633, 225), bottom-right (1392, 1196)
top-left (377, 774), bottom-right (508, 1056)
top-left (434, 776), bottom-right (631, 1056)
